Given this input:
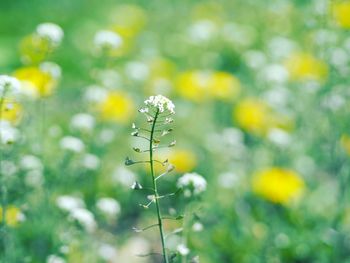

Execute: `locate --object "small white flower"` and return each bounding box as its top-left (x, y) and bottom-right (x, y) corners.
top-left (81, 153), bottom-right (100, 170)
top-left (188, 20), bottom-right (216, 43)
top-left (177, 243), bottom-right (190, 256)
top-left (267, 128), bottom-right (291, 147)
top-left (125, 61), bottom-right (149, 81)
top-left (25, 169), bottom-right (44, 187)
top-left (138, 107), bottom-right (149, 113)
top-left (36, 23), bottom-right (64, 46)
top-left (144, 95), bottom-right (175, 114)
top-left (60, 136), bottom-right (85, 153)
top-left (0, 121), bottom-right (20, 144)
top-left (56, 195), bottom-right (85, 212)
top-left (84, 85), bottom-right (107, 103)
top-left (96, 197), bottom-right (121, 217)
top-left (94, 30), bottom-right (123, 50)
top-left (40, 62), bottom-right (62, 79)
top-left (192, 222), bottom-right (204, 232)
top-left (0, 75), bottom-right (21, 97)
top-left (47, 255), bottom-right (66, 263)
top-left (177, 172), bottom-right (207, 197)
top-left (98, 128), bottom-right (115, 144)
top-left (70, 113), bottom-right (95, 132)
top-left (69, 208), bottom-right (96, 232)
top-left (112, 166), bottom-right (136, 187)
top-left (98, 243), bottom-right (118, 261)
top-left (20, 155), bottom-right (43, 171)
top-left (0, 160), bottom-right (17, 176)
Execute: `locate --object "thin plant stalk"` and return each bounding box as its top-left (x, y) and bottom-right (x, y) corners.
top-left (149, 108), bottom-right (169, 263)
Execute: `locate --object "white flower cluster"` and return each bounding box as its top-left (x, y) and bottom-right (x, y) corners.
top-left (20, 155), bottom-right (44, 187)
top-left (47, 255), bottom-right (66, 263)
top-left (36, 23), bottom-right (64, 46)
top-left (59, 136), bottom-right (85, 153)
top-left (56, 195), bottom-right (96, 233)
top-left (0, 121), bottom-right (20, 145)
top-left (0, 75), bottom-right (21, 97)
top-left (177, 172), bottom-right (207, 197)
top-left (144, 95), bottom-right (175, 114)
top-left (70, 113), bottom-right (95, 132)
top-left (96, 197), bottom-right (121, 217)
top-left (94, 30), bottom-right (123, 50)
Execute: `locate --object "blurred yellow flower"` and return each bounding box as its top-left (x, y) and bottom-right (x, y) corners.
top-left (208, 72), bottom-right (241, 100)
top-left (0, 206), bottom-right (24, 227)
top-left (340, 134), bottom-right (350, 155)
top-left (0, 100), bottom-right (22, 124)
top-left (176, 71), bottom-right (240, 102)
top-left (152, 149), bottom-right (197, 174)
top-left (333, 1), bottom-right (350, 28)
top-left (234, 98), bottom-right (274, 135)
top-left (97, 91), bottom-right (135, 124)
top-left (167, 149), bottom-right (197, 173)
top-left (14, 67), bottom-right (57, 97)
top-left (111, 5), bottom-right (147, 37)
top-left (106, 5), bottom-right (147, 57)
top-left (285, 53), bottom-right (328, 82)
top-left (19, 35), bottom-right (51, 64)
top-left (252, 168), bottom-right (305, 205)
top-left (176, 71), bottom-right (210, 102)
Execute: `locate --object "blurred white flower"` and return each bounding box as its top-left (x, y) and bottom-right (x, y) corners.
top-left (70, 113), bottom-right (95, 132)
top-left (314, 29), bottom-right (338, 46)
top-left (49, 125), bottom-right (63, 138)
top-left (321, 93), bottom-right (346, 111)
top-left (267, 128), bottom-right (291, 147)
top-left (47, 255), bottom-right (66, 263)
top-left (40, 62), bottom-right (62, 79)
top-left (81, 153), bottom-right (100, 170)
top-left (243, 50), bottom-right (267, 69)
top-left (0, 75), bottom-right (21, 97)
top-left (192, 221), bottom-right (203, 232)
top-left (20, 155), bottom-right (43, 171)
top-left (222, 23), bottom-right (256, 47)
top-left (84, 85), bottom-right (107, 103)
top-left (263, 87), bottom-right (290, 108)
top-left (260, 64), bottom-right (289, 84)
top-left (96, 197), bottom-right (121, 217)
top-left (98, 243), bottom-right (118, 261)
top-left (56, 195), bottom-right (85, 212)
top-left (69, 208), bottom-right (96, 232)
top-left (0, 160), bottom-right (17, 176)
top-left (98, 128), bottom-right (115, 144)
top-left (329, 48), bottom-right (348, 68)
top-left (125, 61), bottom-right (149, 81)
top-left (60, 136), bottom-right (85, 153)
top-left (188, 20), bottom-right (217, 43)
top-left (36, 23), bottom-right (64, 46)
top-left (59, 245), bottom-right (69, 254)
top-left (177, 172), bottom-right (207, 197)
top-left (218, 172), bottom-right (239, 189)
top-left (177, 243), bottom-right (190, 256)
top-left (96, 70), bottom-right (122, 89)
top-left (267, 36), bottom-right (296, 59)
top-left (112, 166), bottom-right (136, 187)
top-left (144, 95), bottom-right (175, 114)
top-left (94, 30), bottom-right (123, 50)
top-left (25, 169), bottom-right (44, 187)
top-left (0, 121), bottom-right (20, 144)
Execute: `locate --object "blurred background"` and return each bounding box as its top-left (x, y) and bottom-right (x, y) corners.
top-left (1, 0), bottom-right (350, 262)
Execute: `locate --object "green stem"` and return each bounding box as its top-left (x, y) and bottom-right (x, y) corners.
top-left (149, 109), bottom-right (169, 263)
